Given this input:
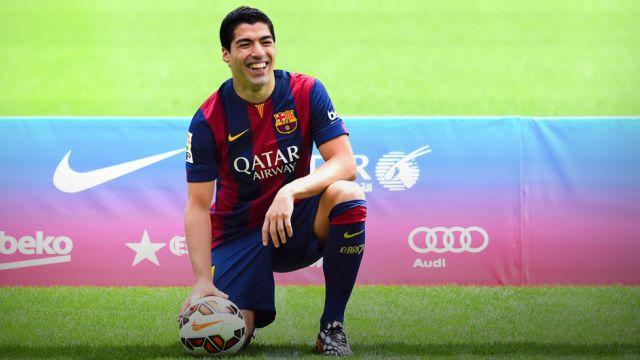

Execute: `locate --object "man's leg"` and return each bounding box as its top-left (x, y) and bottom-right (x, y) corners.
top-left (240, 310), bottom-right (255, 348)
top-left (313, 180), bottom-right (366, 355)
top-left (210, 232), bottom-right (276, 351)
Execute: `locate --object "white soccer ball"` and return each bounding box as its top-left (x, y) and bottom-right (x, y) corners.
top-left (178, 296), bottom-right (246, 355)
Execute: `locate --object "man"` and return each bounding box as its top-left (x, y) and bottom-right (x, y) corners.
top-left (179, 6), bottom-right (366, 356)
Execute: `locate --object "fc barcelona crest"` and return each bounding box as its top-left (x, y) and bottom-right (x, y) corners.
top-left (273, 110), bottom-right (298, 134)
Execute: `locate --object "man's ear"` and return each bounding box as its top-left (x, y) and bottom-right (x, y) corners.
top-left (222, 48), bottom-right (231, 65)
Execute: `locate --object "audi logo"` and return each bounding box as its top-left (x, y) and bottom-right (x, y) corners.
top-left (408, 226), bottom-right (489, 254)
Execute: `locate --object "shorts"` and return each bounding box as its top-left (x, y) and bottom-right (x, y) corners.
top-left (210, 194), bottom-right (323, 328)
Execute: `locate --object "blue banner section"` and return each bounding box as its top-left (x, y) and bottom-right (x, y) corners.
top-left (0, 117), bottom-right (638, 285)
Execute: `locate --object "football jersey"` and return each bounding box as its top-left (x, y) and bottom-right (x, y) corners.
top-left (186, 70), bottom-right (348, 248)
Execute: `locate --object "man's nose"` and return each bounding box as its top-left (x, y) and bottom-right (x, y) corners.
top-left (252, 43), bottom-right (266, 57)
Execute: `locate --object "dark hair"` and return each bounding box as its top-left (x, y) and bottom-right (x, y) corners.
top-left (219, 6), bottom-right (275, 50)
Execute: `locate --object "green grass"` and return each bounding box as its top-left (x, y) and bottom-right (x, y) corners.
top-left (1, 0), bottom-right (639, 116)
top-left (1, 286), bottom-right (639, 359)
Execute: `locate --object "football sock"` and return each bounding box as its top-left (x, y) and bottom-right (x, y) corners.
top-left (320, 199), bottom-right (367, 329)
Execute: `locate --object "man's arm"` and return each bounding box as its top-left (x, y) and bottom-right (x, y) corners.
top-left (179, 181), bottom-right (228, 317)
top-left (185, 181), bottom-right (215, 281)
top-left (287, 134), bottom-right (356, 199)
top-left (261, 134), bottom-right (356, 247)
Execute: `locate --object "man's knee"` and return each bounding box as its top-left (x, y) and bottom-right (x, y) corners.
top-left (314, 181), bottom-right (366, 241)
top-left (322, 180), bottom-right (365, 207)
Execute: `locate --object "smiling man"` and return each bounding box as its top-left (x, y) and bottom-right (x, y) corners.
top-left (179, 6), bottom-right (366, 356)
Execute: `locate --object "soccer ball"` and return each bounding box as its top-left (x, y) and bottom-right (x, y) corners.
top-left (178, 296), bottom-right (246, 355)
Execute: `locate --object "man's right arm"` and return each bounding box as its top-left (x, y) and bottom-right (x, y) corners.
top-left (185, 181), bottom-right (216, 282)
top-left (180, 107), bottom-right (227, 318)
top-left (180, 180), bottom-right (228, 318)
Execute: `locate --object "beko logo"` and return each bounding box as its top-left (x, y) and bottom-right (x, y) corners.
top-left (0, 231), bottom-right (73, 270)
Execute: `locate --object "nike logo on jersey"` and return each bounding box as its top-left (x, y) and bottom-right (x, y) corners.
top-left (228, 129), bottom-right (249, 142)
top-left (53, 148), bottom-right (185, 193)
top-left (191, 319), bottom-right (223, 331)
top-left (343, 229), bottom-right (365, 239)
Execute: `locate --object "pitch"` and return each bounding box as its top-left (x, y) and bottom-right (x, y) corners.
top-left (0, 286), bottom-right (638, 358)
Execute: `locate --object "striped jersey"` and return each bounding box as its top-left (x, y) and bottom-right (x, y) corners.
top-left (186, 70), bottom-right (348, 248)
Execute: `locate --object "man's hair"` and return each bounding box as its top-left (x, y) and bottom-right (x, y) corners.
top-left (220, 6), bottom-right (275, 50)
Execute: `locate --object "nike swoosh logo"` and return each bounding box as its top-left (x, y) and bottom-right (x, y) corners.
top-left (344, 229), bottom-right (365, 239)
top-left (191, 319), bottom-right (223, 331)
top-left (53, 148), bottom-right (185, 193)
top-left (228, 129), bottom-right (249, 142)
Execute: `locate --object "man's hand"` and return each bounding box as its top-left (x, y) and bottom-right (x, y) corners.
top-left (178, 278), bottom-right (228, 320)
top-left (262, 186), bottom-right (294, 248)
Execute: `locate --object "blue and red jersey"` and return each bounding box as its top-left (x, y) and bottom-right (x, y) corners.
top-left (186, 70), bottom-right (348, 248)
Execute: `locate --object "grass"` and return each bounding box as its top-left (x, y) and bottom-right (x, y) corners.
top-left (1, 0), bottom-right (639, 116)
top-left (1, 286), bottom-right (639, 358)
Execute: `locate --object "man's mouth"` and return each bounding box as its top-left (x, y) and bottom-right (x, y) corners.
top-left (247, 61), bottom-right (268, 72)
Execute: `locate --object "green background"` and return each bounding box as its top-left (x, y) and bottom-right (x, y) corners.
top-left (1, 0), bottom-right (639, 115)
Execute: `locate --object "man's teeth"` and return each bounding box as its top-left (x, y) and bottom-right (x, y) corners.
top-left (249, 62), bottom-right (267, 70)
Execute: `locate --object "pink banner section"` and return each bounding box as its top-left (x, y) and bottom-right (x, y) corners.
top-left (0, 117), bottom-right (639, 286)
top-left (521, 120), bottom-right (640, 284)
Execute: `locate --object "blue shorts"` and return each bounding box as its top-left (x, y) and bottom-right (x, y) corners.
top-left (211, 194), bottom-right (323, 328)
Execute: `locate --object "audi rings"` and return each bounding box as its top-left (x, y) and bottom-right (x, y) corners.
top-left (408, 226), bottom-right (489, 254)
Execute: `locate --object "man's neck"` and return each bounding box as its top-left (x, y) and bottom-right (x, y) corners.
top-left (232, 74), bottom-right (275, 104)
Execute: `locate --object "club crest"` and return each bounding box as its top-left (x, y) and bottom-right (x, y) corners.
top-left (273, 110), bottom-right (298, 134)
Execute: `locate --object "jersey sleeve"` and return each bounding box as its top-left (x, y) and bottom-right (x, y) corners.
top-left (185, 109), bottom-right (219, 182)
top-left (309, 79), bottom-right (349, 147)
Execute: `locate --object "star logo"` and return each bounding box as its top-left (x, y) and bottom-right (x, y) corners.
top-left (126, 230), bottom-right (166, 266)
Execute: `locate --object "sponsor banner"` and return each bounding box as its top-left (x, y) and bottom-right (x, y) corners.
top-left (280, 118), bottom-right (523, 285)
top-left (521, 118), bottom-right (640, 284)
top-left (0, 117), bottom-right (638, 285)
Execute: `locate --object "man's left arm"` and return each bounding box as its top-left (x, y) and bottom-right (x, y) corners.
top-left (286, 134), bottom-right (356, 197)
top-left (261, 135), bottom-right (356, 247)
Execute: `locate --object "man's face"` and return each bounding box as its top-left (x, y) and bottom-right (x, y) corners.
top-left (222, 22), bottom-right (276, 89)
